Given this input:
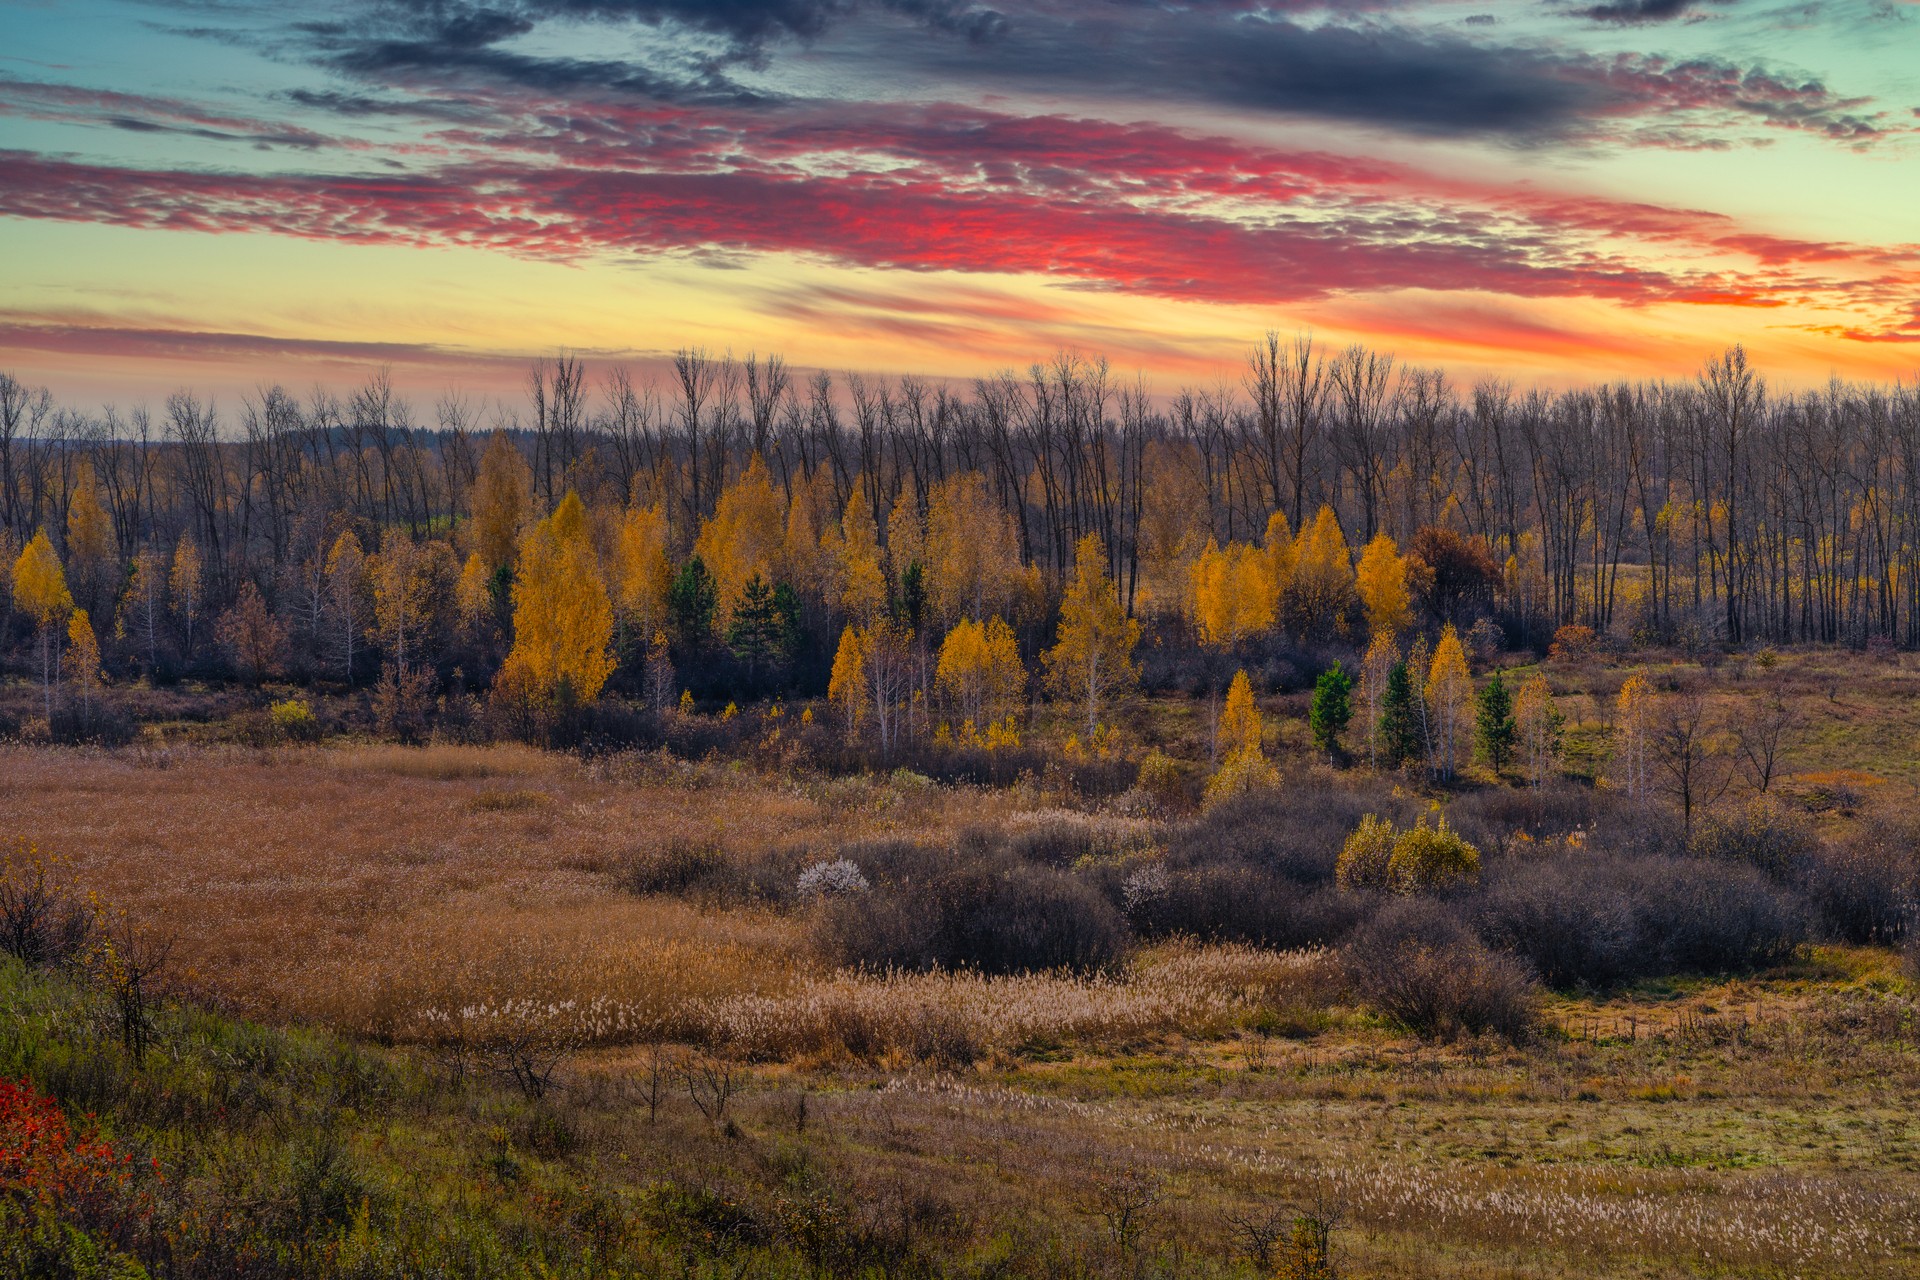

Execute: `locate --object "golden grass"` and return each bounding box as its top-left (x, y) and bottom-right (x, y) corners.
top-left (0, 741), bottom-right (1020, 1026)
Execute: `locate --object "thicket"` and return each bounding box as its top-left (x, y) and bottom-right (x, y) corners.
top-left (764, 777), bottom-right (1886, 1038)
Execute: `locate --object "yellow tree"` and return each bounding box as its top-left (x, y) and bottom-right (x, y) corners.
top-left (169, 536), bottom-right (203, 655)
top-left (837, 488), bottom-right (888, 625)
top-left (693, 453), bottom-right (784, 630)
top-left (498, 493), bottom-right (615, 705)
top-left (371, 537), bottom-right (430, 679)
top-left (1286, 505), bottom-right (1354, 637)
top-left (14, 530), bottom-right (74, 718)
top-left (471, 430), bottom-right (532, 574)
top-left (1425, 624), bottom-right (1472, 781)
top-left (1355, 532), bottom-right (1411, 639)
top-left (1045, 534), bottom-right (1141, 736)
top-left (935, 615), bottom-right (1026, 734)
top-left (1357, 630), bottom-right (1401, 768)
top-left (455, 551), bottom-right (493, 638)
top-left (613, 501), bottom-right (673, 646)
top-left (979, 615), bottom-right (1027, 726)
top-left (1260, 510), bottom-right (1295, 623)
top-left (1515, 673), bottom-right (1560, 788)
top-left (827, 624), bottom-right (867, 737)
top-left (925, 471), bottom-right (1021, 626)
top-left (935, 618), bottom-right (989, 725)
top-left (779, 467), bottom-right (835, 604)
top-left (323, 530), bottom-right (369, 683)
top-left (643, 629), bottom-right (675, 713)
top-left (116, 545), bottom-right (166, 673)
top-left (1615, 673), bottom-right (1655, 799)
top-left (1188, 540), bottom-right (1274, 648)
top-left (66, 607), bottom-right (103, 720)
top-left (1217, 669), bottom-right (1262, 763)
top-left (64, 461), bottom-right (115, 612)
top-left (1207, 668), bottom-right (1279, 802)
top-left (887, 490), bottom-right (925, 577)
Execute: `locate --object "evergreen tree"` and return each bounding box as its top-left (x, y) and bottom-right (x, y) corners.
top-left (668, 556), bottom-right (717, 646)
top-left (893, 559), bottom-right (927, 630)
top-left (1309, 661), bottom-right (1353, 758)
top-left (771, 582), bottom-right (805, 657)
top-left (1379, 659), bottom-right (1422, 769)
top-left (727, 574), bottom-right (791, 676)
top-left (1475, 669), bottom-right (1517, 774)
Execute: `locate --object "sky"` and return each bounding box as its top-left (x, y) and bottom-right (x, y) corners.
top-left (1, 0), bottom-right (1917, 409)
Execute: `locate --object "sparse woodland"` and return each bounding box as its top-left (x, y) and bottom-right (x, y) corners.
top-left (5, 341), bottom-right (1920, 1279)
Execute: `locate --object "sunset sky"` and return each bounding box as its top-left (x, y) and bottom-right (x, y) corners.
top-left (3, 0), bottom-right (1917, 407)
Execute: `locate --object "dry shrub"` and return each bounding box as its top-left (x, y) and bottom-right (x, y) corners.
top-left (1688, 797), bottom-right (1819, 878)
top-left (1128, 865), bottom-right (1369, 950)
top-left (1168, 782), bottom-right (1411, 887)
top-left (1474, 851), bottom-right (1805, 988)
top-left (1000, 809), bottom-right (1159, 866)
top-left (1344, 898), bottom-right (1538, 1041)
top-left (815, 839), bottom-right (1129, 976)
top-left (1804, 821), bottom-right (1918, 944)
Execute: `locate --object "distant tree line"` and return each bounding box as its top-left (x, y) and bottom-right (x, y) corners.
top-left (3, 340), bottom-right (1917, 726)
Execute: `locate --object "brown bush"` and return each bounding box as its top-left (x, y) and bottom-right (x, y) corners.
top-left (1344, 898), bottom-right (1538, 1041)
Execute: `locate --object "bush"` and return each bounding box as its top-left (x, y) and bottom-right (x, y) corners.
top-left (1343, 898), bottom-right (1538, 1041)
top-left (1134, 749), bottom-right (1197, 812)
top-left (270, 697), bottom-right (323, 743)
top-left (1335, 814), bottom-right (1396, 891)
top-left (1689, 798), bottom-right (1818, 879)
top-left (1129, 865), bottom-right (1371, 950)
top-left (796, 858), bottom-right (869, 901)
top-left (46, 701), bottom-right (137, 747)
top-left (1387, 815), bottom-right (1480, 894)
top-left (1803, 825), bottom-right (1917, 944)
top-left (1474, 851), bottom-right (1806, 988)
top-left (1204, 751), bottom-right (1281, 806)
top-left (815, 841), bottom-right (1129, 975)
top-left (1167, 785), bottom-right (1409, 888)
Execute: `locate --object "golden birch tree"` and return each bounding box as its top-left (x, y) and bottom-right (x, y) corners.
top-left (1424, 624), bottom-right (1472, 781)
top-left (14, 530), bottom-right (73, 718)
top-left (1045, 534), bottom-right (1141, 736)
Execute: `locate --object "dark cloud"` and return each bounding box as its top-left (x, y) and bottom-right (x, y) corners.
top-left (280, 87), bottom-right (487, 121)
top-left (1572, 0), bottom-right (1718, 25)
top-left (886, 7), bottom-right (1892, 143)
top-left (0, 77), bottom-right (332, 148)
top-left (156, 0), bottom-right (1900, 145)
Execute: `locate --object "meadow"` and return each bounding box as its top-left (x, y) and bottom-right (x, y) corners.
top-left (4, 644), bottom-right (1920, 1277)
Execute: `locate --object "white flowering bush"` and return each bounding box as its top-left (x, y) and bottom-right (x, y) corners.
top-left (797, 858), bottom-right (870, 901)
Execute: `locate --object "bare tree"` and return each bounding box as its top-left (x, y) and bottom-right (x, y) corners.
top-left (1652, 691), bottom-right (1734, 838)
top-left (1732, 693), bottom-right (1797, 794)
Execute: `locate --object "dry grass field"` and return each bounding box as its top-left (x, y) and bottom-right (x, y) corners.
top-left (6, 699), bottom-right (1920, 1276)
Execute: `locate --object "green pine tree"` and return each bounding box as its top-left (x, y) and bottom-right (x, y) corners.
top-left (1309, 661), bottom-right (1354, 759)
top-left (727, 574), bottom-right (785, 673)
top-left (668, 556), bottom-right (717, 647)
top-left (770, 581), bottom-right (805, 656)
top-left (1379, 659), bottom-right (1423, 769)
top-left (893, 559), bottom-right (927, 630)
top-left (1475, 668), bottom-right (1517, 774)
